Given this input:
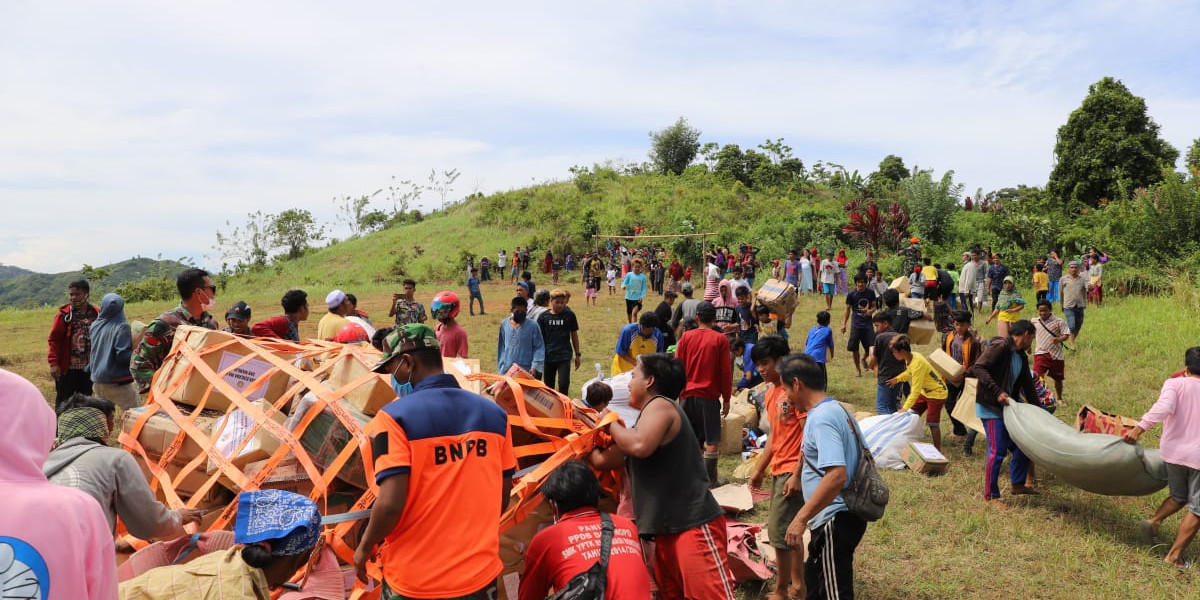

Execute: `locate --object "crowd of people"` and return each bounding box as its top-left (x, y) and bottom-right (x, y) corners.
top-left (5, 234), bottom-right (1196, 600)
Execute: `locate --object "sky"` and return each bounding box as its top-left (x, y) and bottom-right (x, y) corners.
top-left (2, 0), bottom-right (1198, 273)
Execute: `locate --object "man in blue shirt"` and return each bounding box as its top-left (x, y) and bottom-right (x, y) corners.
top-left (781, 353), bottom-right (867, 600)
top-left (497, 296), bottom-right (544, 377)
top-left (621, 258), bottom-right (649, 324)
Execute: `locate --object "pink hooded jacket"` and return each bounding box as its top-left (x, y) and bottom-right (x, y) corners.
top-left (0, 368), bottom-right (117, 600)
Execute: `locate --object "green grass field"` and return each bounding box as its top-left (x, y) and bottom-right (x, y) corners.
top-left (3, 273), bottom-right (1197, 598)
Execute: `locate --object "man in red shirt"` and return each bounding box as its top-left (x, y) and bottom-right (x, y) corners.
top-left (748, 335), bottom-right (805, 600)
top-left (519, 460), bottom-right (651, 600)
top-left (675, 301), bottom-right (733, 485)
top-left (432, 291), bottom-right (468, 358)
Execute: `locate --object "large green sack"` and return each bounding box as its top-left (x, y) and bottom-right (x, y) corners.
top-left (1002, 401), bottom-right (1167, 496)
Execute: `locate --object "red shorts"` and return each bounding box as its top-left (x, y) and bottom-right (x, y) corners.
top-left (911, 396), bottom-right (945, 425)
top-left (1034, 353), bottom-right (1065, 381)
top-left (652, 516), bottom-right (737, 600)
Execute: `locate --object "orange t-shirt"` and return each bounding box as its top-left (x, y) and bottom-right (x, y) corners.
top-left (765, 384), bottom-right (807, 476)
top-left (367, 374), bottom-right (517, 598)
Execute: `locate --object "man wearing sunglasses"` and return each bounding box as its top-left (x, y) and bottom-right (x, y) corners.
top-left (131, 268), bottom-right (219, 393)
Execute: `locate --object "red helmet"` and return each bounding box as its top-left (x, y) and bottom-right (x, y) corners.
top-left (431, 291), bottom-right (460, 321)
top-left (333, 322), bottom-right (368, 343)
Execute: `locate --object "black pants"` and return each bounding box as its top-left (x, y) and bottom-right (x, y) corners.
top-left (991, 288), bottom-right (1002, 310)
top-left (55, 368), bottom-right (94, 411)
top-left (806, 511), bottom-right (868, 600)
top-left (958, 292), bottom-right (973, 314)
top-left (945, 383), bottom-right (968, 436)
top-left (542, 360), bottom-right (572, 395)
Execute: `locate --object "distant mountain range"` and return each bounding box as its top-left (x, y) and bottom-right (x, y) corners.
top-left (0, 258), bottom-right (191, 308)
top-left (0, 264), bottom-right (35, 280)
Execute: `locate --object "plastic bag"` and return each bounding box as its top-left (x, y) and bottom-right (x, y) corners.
top-left (859, 410), bottom-right (924, 470)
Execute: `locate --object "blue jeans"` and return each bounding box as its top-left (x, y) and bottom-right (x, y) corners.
top-left (1063, 307), bottom-right (1084, 334)
top-left (875, 382), bottom-right (908, 415)
top-left (983, 416), bottom-right (1030, 499)
top-left (1048, 279), bottom-right (1060, 303)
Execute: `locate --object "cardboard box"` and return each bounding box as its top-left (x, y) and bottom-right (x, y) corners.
top-left (490, 364), bottom-right (567, 421)
top-left (158, 326), bottom-right (295, 412)
top-left (325, 353), bottom-right (396, 416)
top-left (712, 483), bottom-right (755, 513)
top-left (207, 400), bottom-right (287, 471)
top-left (121, 405), bottom-right (218, 466)
top-left (134, 456), bottom-right (230, 505)
top-left (444, 357), bottom-right (484, 395)
top-left (928, 349), bottom-right (964, 381)
top-left (297, 400), bottom-right (371, 490)
top-left (889, 276), bottom-right (911, 296)
top-left (901, 442), bottom-right (949, 476)
top-left (729, 388), bottom-right (759, 430)
top-left (907, 319), bottom-right (936, 345)
top-left (949, 378), bottom-right (985, 435)
top-left (756, 278), bottom-right (799, 328)
top-left (720, 411), bottom-right (747, 455)
top-left (901, 297), bottom-right (926, 314)
top-left (497, 499), bottom-right (556, 600)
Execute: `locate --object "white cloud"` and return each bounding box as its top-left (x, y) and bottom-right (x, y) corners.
top-left (1, 0), bottom-right (1198, 272)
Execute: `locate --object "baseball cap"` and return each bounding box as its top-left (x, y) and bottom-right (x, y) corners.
top-left (325, 289), bottom-right (347, 309)
top-left (372, 323), bottom-right (440, 372)
top-left (681, 281), bottom-right (694, 294)
top-left (225, 301), bottom-right (251, 321)
top-left (695, 301), bottom-right (716, 321)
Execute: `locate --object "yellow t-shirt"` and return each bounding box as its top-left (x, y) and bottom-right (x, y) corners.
top-left (611, 334), bottom-right (660, 375)
top-left (1033, 272), bottom-right (1049, 292)
top-left (896, 352), bottom-right (948, 410)
top-left (921, 265), bottom-right (938, 284)
top-left (317, 312), bottom-right (349, 341)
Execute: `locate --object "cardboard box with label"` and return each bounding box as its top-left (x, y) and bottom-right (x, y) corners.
top-left (928, 349), bottom-right (964, 381)
top-left (157, 326), bottom-right (295, 412)
top-left (207, 400), bottom-right (287, 471)
top-left (901, 442), bottom-right (949, 476)
top-left (489, 364), bottom-right (568, 421)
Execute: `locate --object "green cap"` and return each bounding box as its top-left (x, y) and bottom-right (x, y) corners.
top-left (372, 323), bottom-right (440, 372)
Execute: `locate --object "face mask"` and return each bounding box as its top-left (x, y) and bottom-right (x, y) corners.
top-left (391, 359), bottom-right (414, 398)
top-left (512, 311), bottom-right (527, 323)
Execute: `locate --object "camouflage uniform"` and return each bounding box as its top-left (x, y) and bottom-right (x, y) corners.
top-left (391, 298), bottom-right (427, 326)
top-left (131, 303), bottom-right (217, 392)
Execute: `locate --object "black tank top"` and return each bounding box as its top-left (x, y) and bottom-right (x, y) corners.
top-left (628, 396), bottom-right (724, 536)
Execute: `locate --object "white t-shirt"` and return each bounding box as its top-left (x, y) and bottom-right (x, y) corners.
top-left (819, 259), bottom-right (838, 285)
top-left (706, 263), bottom-right (721, 281)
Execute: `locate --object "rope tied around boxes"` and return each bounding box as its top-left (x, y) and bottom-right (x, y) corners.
top-left (119, 326), bottom-right (625, 600)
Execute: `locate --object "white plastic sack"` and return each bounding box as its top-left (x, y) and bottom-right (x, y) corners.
top-left (1003, 401), bottom-right (1167, 496)
top-left (859, 410), bottom-right (924, 470)
top-left (581, 369), bottom-right (639, 426)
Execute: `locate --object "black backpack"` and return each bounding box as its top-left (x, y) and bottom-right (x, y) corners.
top-left (546, 512), bottom-right (614, 600)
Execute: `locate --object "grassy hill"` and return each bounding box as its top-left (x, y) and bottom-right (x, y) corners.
top-left (0, 263), bottom-right (35, 280)
top-left (2, 171), bottom-right (1199, 597)
top-left (0, 257), bottom-right (191, 308)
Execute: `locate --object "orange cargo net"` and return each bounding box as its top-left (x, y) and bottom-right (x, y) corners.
top-left (119, 327), bottom-right (623, 600)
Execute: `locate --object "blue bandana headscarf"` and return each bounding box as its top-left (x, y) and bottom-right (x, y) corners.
top-left (234, 490), bottom-right (322, 556)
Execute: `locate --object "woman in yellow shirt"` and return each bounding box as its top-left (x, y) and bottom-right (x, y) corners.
top-left (984, 276), bottom-right (1025, 337)
top-left (1032, 264), bottom-right (1049, 303)
top-left (886, 335), bottom-right (949, 452)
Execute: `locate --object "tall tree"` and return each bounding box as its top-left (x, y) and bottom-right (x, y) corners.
top-left (270, 209), bottom-right (326, 259)
top-left (1048, 77), bottom-right (1179, 207)
top-left (876, 154), bottom-right (910, 183)
top-left (1186, 138), bottom-right (1200, 176)
top-left (648, 117), bottom-right (701, 175)
top-left (902, 169), bottom-right (963, 245)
